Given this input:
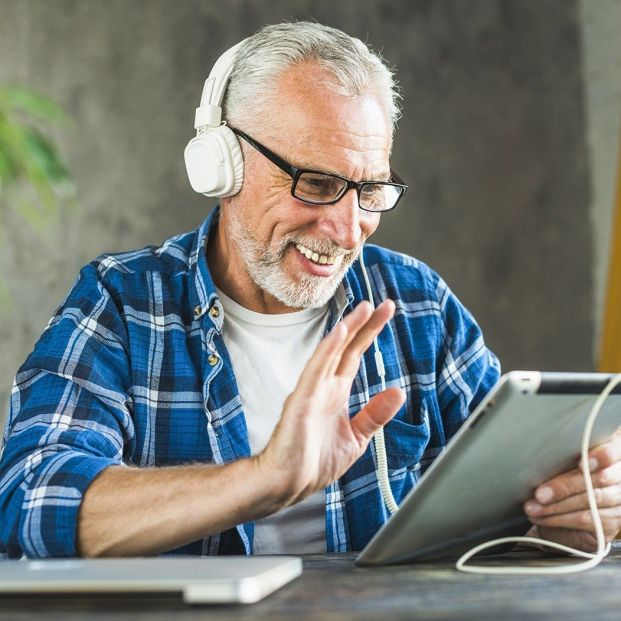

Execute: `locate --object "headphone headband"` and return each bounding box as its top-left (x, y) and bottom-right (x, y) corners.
top-left (194, 39), bottom-right (247, 129)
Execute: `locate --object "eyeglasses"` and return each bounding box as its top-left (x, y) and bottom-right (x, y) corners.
top-left (230, 126), bottom-right (408, 213)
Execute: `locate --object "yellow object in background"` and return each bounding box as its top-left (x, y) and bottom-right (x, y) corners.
top-left (600, 129), bottom-right (621, 372)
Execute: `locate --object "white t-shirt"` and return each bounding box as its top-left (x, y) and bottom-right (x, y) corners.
top-left (217, 288), bottom-right (330, 554)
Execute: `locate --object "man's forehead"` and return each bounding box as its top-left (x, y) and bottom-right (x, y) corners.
top-left (287, 142), bottom-right (392, 180)
top-left (271, 63), bottom-right (391, 133)
top-left (262, 63), bottom-right (392, 177)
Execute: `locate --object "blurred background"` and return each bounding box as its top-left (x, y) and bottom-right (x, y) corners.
top-left (0, 0), bottom-right (620, 426)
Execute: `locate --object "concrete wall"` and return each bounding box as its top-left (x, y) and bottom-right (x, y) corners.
top-left (0, 0), bottom-right (619, 422)
top-left (580, 0), bottom-right (621, 360)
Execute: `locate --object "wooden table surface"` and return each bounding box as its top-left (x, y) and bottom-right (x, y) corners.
top-left (0, 545), bottom-right (620, 620)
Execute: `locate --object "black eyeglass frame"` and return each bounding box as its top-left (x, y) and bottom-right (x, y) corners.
top-left (229, 126), bottom-right (408, 213)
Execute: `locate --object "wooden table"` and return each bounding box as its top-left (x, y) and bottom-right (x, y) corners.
top-left (0, 545), bottom-right (619, 620)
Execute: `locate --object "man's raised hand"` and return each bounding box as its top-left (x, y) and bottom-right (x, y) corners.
top-left (257, 300), bottom-right (405, 508)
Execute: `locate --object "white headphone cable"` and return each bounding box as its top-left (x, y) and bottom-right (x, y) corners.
top-left (359, 249), bottom-right (399, 515)
top-left (456, 371), bottom-right (621, 574)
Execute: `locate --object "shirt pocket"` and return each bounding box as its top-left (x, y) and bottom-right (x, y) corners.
top-left (383, 400), bottom-right (430, 471)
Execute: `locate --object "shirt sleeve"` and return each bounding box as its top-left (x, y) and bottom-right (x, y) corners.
top-left (434, 275), bottom-right (501, 441)
top-left (0, 263), bottom-right (135, 558)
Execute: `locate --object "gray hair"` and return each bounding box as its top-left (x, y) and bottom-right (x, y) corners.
top-left (222, 21), bottom-right (401, 135)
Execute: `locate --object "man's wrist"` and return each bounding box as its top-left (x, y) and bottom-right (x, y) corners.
top-left (249, 451), bottom-right (296, 515)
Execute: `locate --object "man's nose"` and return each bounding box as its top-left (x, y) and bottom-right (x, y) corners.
top-left (319, 188), bottom-right (362, 251)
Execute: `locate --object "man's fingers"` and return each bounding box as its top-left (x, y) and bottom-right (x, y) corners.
top-left (528, 505), bottom-right (621, 535)
top-left (293, 299), bottom-right (394, 397)
top-left (296, 321), bottom-right (350, 394)
top-left (335, 300), bottom-right (395, 379)
top-left (295, 301), bottom-right (376, 393)
top-left (583, 429), bottom-right (621, 471)
top-left (533, 461), bottom-right (621, 505)
top-left (525, 485), bottom-right (621, 517)
top-left (326, 301), bottom-right (374, 374)
top-left (350, 387), bottom-right (405, 445)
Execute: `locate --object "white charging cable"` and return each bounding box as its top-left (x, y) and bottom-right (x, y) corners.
top-left (359, 250), bottom-right (399, 515)
top-left (456, 372), bottom-right (621, 574)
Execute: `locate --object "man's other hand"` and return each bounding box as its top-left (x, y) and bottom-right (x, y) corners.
top-left (523, 429), bottom-right (621, 551)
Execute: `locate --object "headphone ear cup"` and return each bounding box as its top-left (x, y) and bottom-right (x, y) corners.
top-left (217, 125), bottom-right (244, 197)
top-left (184, 125), bottom-right (244, 198)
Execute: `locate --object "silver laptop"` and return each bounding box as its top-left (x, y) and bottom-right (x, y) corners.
top-left (0, 556), bottom-right (302, 604)
top-left (357, 371), bottom-right (621, 566)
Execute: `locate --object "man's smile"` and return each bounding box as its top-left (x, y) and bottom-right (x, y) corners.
top-left (294, 242), bottom-right (337, 265)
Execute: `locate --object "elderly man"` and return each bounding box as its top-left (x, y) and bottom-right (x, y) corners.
top-left (1, 22), bottom-right (619, 559)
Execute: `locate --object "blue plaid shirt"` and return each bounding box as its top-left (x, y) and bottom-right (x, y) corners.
top-left (0, 207), bottom-right (500, 558)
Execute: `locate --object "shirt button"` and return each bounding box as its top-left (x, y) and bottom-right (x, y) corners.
top-left (208, 354), bottom-right (219, 366)
top-left (210, 306), bottom-right (220, 318)
top-left (193, 305), bottom-right (202, 319)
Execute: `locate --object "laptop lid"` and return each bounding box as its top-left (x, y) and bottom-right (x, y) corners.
top-left (0, 556), bottom-right (302, 604)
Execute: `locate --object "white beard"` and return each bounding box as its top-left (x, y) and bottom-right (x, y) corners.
top-left (226, 212), bottom-right (361, 310)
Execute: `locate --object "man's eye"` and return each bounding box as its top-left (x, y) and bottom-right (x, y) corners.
top-left (298, 174), bottom-right (341, 197)
top-left (361, 184), bottom-right (382, 197)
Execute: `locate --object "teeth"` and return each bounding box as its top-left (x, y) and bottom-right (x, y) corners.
top-left (295, 243), bottom-right (337, 266)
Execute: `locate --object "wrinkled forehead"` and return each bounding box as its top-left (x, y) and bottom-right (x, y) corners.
top-left (259, 63), bottom-right (393, 178)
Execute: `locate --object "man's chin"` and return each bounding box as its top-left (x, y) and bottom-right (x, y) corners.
top-left (266, 273), bottom-right (344, 310)
top-left (245, 242), bottom-right (356, 310)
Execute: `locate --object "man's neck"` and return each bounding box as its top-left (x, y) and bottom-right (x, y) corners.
top-left (206, 217), bottom-right (301, 315)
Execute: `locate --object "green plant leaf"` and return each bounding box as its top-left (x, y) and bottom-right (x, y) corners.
top-left (0, 116), bottom-right (22, 184)
top-left (22, 128), bottom-right (70, 184)
top-left (0, 83), bottom-right (77, 281)
top-left (0, 141), bottom-right (17, 184)
top-left (0, 86), bottom-right (68, 123)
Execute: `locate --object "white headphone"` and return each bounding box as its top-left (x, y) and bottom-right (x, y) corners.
top-left (184, 40), bottom-right (247, 197)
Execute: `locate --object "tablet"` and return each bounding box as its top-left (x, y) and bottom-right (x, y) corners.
top-left (356, 371), bottom-right (621, 566)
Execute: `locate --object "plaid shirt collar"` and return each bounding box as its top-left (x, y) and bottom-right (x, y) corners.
top-left (190, 206), bottom-right (354, 328)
